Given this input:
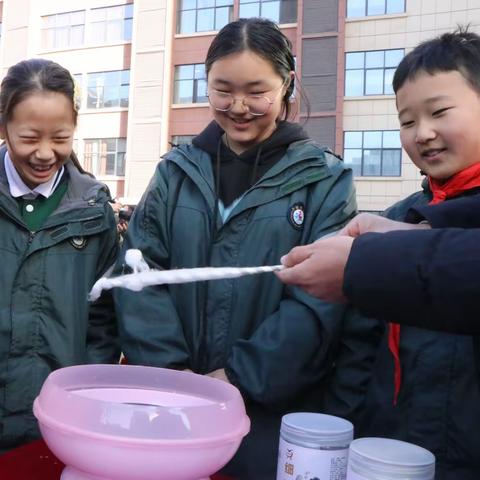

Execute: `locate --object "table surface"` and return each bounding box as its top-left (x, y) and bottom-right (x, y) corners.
top-left (0, 439), bottom-right (232, 480)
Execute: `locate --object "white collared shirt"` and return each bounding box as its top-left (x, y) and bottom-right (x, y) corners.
top-left (4, 151), bottom-right (65, 199)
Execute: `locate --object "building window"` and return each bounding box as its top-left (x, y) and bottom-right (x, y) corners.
top-left (84, 138), bottom-right (126, 177)
top-left (347, 0), bottom-right (405, 17)
top-left (177, 0), bottom-right (234, 34)
top-left (345, 49), bottom-right (404, 96)
top-left (171, 135), bottom-right (195, 148)
top-left (87, 70), bottom-right (130, 108)
top-left (239, 0), bottom-right (297, 23)
top-left (344, 130), bottom-right (402, 176)
top-left (90, 4), bottom-right (133, 44)
top-left (173, 64), bottom-right (207, 104)
top-left (42, 10), bottom-right (85, 50)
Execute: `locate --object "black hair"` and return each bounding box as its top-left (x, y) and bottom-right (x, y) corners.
top-left (393, 27), bottom-right (480, 94)
top-left (0, 58), bottom-right (89, 174)
top-left (205, 17), bottom-right (306, 120)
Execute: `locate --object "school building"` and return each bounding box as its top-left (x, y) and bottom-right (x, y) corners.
top-left (0, 0), bottom-right (479, 210)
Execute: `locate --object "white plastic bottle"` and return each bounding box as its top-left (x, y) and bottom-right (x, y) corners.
top-left (346, 437), bottom-right (435, 480)
top-left (276, 412), bottom-right (353, 480)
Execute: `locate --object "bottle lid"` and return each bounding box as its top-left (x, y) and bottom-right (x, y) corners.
top-left (280, 412), bottom-right (353, 448)
top-left (349, 438), bottom-right (435, 479)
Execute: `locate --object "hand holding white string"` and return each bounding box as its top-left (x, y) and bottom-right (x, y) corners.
top-left (89, 249), bottom-right (284, 301)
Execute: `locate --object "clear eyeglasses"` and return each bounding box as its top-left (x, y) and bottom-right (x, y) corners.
top-left (206, 83), bottom-right (286, 116)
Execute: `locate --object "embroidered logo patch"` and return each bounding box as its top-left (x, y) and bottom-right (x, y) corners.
top-left (70, 236), bottom-right (87, 250)
top-left (288, 203), bottom-right (305, 229)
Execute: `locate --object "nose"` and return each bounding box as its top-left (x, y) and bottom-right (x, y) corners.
top-left (230, 97), bottom-right (248, 114)
top-left (35, 141), bottom-right (55, 161)
top-left (415, 119), bottom-right (436, 144)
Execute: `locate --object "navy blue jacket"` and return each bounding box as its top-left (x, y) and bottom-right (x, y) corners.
top-left (351, 191), bottom-right (480, 480)
top-left (344, 194), bottom-right (480, 334)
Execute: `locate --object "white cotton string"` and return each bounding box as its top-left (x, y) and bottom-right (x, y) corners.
top-left (89, 249), bottom-right (284, 302)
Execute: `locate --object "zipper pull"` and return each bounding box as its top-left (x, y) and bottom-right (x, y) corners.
top-left (28, 231), bottom-right (36, 244)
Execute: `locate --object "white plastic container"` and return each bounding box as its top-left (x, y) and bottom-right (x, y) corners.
top-left (346, 438), bottom-right (435, 480)
top-left (276, 412), bottom-right (353, 480)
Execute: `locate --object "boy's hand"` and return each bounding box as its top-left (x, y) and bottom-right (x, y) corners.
top-left (277, 236), bottom-right (354, 303)
top-left (338, 212), bottom-right (430, 237)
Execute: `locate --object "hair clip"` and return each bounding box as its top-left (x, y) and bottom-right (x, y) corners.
top-left (71, 75), bottom-right (82, 112)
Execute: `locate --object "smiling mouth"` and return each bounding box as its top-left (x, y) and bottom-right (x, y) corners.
top-left (421, 148), bottom-right (446, 158)
top-left (229, 117), bottom-right (251, 124)
top-left (29, 162), bottom-right (56, 172)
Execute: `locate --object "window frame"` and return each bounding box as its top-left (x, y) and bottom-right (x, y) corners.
top-left (86, 70), bottom-right (130, 109)
top-left (84, 138), bottom-right (127, 177)
top-left (89, 3), bottom-right (133, 45)
top-left (173, 63), bottom-right (208, 105)
top-left (177, 0), bottom-right (234, 35)
top-left (343, 130), bottom-right (402, 177)
top-left (238, 0), bottom-right (298, 24)
top-left (345, 48), bottom-right (404, 97)
top-left (41, 10), bottom-right (85, 50)
top-left (171, 135), bottom-right (196, 148)
top-left (346, 0), bottom-right (406, 18)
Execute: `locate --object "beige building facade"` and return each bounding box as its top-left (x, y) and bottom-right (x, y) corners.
top-left (344, 0), bottom-right (480, 210)
top-left (0, 0), bottom-right (169, 202)
top-left (0, 0), bottom-right (478, 208)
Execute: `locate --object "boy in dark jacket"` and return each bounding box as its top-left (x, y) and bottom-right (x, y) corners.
top-left (281, 29), bottom-right (480, 479)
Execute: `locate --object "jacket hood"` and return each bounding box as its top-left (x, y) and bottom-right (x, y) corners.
top-left (192, 120), bottom-right (310, 205)
top-left (193, 120), bottom-right (309, 158)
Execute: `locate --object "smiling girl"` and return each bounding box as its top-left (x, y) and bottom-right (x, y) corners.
top-left (115, 18), bottom-right (357, 479)
top-left (0, 59), bottom-right (119, 451)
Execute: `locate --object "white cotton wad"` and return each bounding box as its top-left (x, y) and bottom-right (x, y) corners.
top-left (124, 249), bottom-right (150, 273)
top-left (88, 249), bottom-right (284, 302)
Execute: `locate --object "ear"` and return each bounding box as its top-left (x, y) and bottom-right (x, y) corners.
top-left (287, 71), bottom-right (295, 85)
top-left (0, 124), bottom-right (6, 141)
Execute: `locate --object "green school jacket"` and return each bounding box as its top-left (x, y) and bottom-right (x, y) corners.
top-left (115, 139), bottom-right (357, 478)
top-left (117, 140), bottom-right (357, 402)
top-left (0, 147), bottom-right (119, 451)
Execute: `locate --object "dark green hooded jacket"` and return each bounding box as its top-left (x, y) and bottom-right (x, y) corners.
top-left (0, 147), bottom-right (119, 451)
top-left (115, 124), bottom-right (357, 478)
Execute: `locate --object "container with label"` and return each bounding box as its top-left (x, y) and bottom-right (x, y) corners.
top-left (346, 437), bottom-right (435, 480)
top-left (276, 412), bottom-right (353, 480)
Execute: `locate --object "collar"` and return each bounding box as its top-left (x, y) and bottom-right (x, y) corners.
top-left (5, 151), bottom-right (65, 199)
top-left (428, 162), bottom-right (480, 205)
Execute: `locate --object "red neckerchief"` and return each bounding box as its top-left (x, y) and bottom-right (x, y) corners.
top-left (388, 161), bottom-right (480, 405)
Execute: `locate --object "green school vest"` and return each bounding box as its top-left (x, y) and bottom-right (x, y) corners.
top-left (17, 181), bottom-right (68, 231)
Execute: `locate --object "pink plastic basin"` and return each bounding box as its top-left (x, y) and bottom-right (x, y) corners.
top-left (33, 365), bottom-right (250, 480)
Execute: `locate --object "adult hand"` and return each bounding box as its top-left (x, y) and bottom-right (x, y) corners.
top-left (277, 236), bottom-right (354, 303)
top-left (117, 220), bottom-right (128, 235)
top-left (206, 368), bottom-right (230, 383)
top-left (339, 212), bottom-right (430, 237)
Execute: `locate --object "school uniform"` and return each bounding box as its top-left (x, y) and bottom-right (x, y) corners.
top-left (0, 146), bottom-right (119, 451)
top-left (115, 120), bottom-right (358, 478)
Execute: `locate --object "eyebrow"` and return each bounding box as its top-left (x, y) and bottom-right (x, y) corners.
top-left (398, 95), bottom-right (452, 117)
top-left (210, 79), bottom-right (267, 87)
top-left (19, 128), bottom-right (72, 135)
